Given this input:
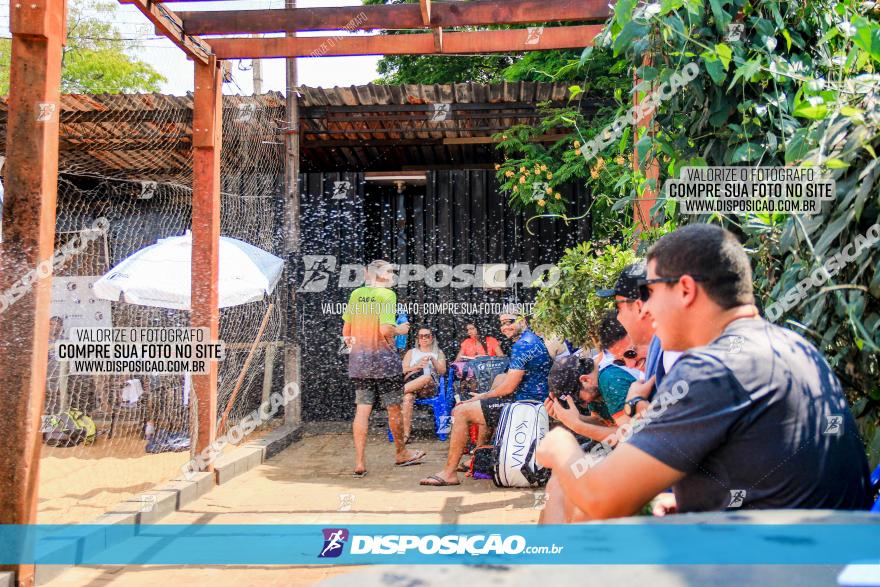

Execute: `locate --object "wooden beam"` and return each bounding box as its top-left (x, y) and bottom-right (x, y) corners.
top-left (211, 24), bottom-right (602, 59)
top-left (443, 133), bottom-right (568, 144)
top-left (0, 0), bottom-right (66, 584)
top-left (122, 0), bottom-right (212, 64)
top-left (633, 54), bottom-right (659, 233)
top-left (177, 0), bottom-right (610, 35)
top-left (191, 55), bottom-right (222, 467)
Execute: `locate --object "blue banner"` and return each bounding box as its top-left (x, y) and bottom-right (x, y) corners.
top-left (1, 524), bottom-right (879, 565)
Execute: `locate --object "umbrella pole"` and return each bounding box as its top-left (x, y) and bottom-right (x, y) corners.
top-left (216, 303), bottom-right (274, 435)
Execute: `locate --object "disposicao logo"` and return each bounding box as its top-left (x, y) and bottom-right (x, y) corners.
top-left (318, 528), bottom-right (349, 558)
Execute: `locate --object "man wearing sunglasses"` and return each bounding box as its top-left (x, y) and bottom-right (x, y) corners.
top-left (598, 260), bottom-right (682, 418)
top-left (420, 305), bottom-right (551, 487)
top-left (537, 224), bottom-right (871, 520)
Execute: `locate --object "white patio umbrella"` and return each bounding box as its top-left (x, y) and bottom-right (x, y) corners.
top-left (93, 231), bottom-right (284, 310)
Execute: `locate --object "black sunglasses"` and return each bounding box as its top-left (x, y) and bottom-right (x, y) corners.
top-left (637, 275), bottom-right (709, 302)
top-left (612, 348), bottom-right (638, 365)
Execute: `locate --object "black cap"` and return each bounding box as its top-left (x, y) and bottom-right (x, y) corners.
top-left (596, 260), bottom-right (646, 300)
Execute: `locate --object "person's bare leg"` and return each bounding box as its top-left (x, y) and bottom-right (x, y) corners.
top-left (388, 403), bottom-right (424, 463)
top-left (421, 401), bottom-right (484, 485)
top-left (476, 424), bottom-right (489, 445)
top-left (401, 392), bottom-right (415, 441)
top-left (538, 475), bottom-right (567, 524)
top-left (352, 403), bottom-right (372, 474)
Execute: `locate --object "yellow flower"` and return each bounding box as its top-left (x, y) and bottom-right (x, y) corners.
top-left (495, 163), bottom-right (501, 171)
top-left (520, 166), bottom-right (527, 173)
top-left (519, 175), bottom-right (526, 184)
top-left (513, 185), bottom-right (519, 193)
top-left (546, 172), bottom-right (553, 180)
top-left (615, 156), bottom-right (625, 165)
top-left (502, 135), bottom-right (508, 140)
top-left (537, 199), bottom-right (546, 207)
top-left (545, 186), bottom-right (553, 194)
top-left (590, 167), bottom-right (599, 179)
top-left (554, 193), bottom-right (562, 200)
top-left (505, 170), bottom-right (514, 178)
top-left (596, 157), bottom-right (605, 170)
top-left (540, 164), bottom-right (548, 171)
top-left (574, 140), bottom-right (581, 149)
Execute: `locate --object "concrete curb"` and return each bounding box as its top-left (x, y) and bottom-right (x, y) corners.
top-left (34, 423), bottom-right (302, 585)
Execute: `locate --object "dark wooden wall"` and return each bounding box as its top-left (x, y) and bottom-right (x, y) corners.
top-left (295, 170), bottom-right (591, 422)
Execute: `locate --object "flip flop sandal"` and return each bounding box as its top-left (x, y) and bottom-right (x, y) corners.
top-left (395, 450), bottom-right (426, 466)
top-left (419, 474), bottom-right (460, 487)
top-left (353, 470), bottom-right (367, 478)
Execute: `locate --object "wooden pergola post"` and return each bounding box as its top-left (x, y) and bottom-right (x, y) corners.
top-left (0, 0), bottom-right (66, 584)
top-left (191, 56), bottom-right (222, 464)
top-left (633, 54), bottom-right (660, 234)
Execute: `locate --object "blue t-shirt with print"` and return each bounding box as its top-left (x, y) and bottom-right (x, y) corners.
top-left (508, 329), bottom-right (551, 401)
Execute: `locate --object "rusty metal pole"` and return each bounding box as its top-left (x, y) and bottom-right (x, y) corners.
top-left (283, 0), bottom-right (301, 427)
top-left (633, 53), bottom-right (659, 235)
top-left (191, 56), bottom-right (222, 464)
top-left (0, 0), bottom-right (66, 584)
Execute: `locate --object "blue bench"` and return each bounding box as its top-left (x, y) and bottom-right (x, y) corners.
top-left (388, 375), bottom-right (455, 442)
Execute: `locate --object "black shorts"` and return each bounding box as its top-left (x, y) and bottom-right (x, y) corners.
top-left (479, 395), bottom-right (516, 428)
top-left (353, 375), bottom-right (404, 408)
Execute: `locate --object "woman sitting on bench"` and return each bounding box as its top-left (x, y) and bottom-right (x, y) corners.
top-left (401, 326), bottom-right (447, 444)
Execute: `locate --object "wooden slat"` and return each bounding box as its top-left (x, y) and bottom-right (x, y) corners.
top-left (178, 0), bottom-right (609, 35)
top-left (123, 0), bottom-right (211, 63)
top-left (0, 1), bottom-right (66, 584)
top-left (210, 25), bottom-right (603, 59)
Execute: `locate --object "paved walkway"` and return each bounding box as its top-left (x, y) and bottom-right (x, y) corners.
top-left (46, 427), bottom-right (542, 586)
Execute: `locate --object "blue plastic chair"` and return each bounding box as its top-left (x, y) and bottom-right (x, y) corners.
top-left (388, 375), bottom-right (454, 442)
top-left (870, 463), bottom-right (880, 513)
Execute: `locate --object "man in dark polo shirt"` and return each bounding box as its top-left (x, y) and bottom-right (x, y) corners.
top-left (537, 224), bottom-right (871, 521)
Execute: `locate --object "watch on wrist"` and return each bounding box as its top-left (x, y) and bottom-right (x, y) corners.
top-left (624, 396), bottom-right (648, 417)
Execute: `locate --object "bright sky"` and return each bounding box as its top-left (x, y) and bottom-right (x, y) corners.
top-left (0, 0), bottom-right (382, 95)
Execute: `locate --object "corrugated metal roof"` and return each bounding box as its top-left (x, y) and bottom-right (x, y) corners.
top-left (0, 82), bottom-right (597, 177)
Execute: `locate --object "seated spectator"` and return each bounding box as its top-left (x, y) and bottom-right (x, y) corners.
top-left (401, 326), bottom-right (447, 444)
top-left (591, 310), bottom-right (644, 422)
top-left (455, 322), bottom-right (504, 361)
top-left (419, 306), bottom-right (551, 486)
top-left (544, 354), bottom-right (618, 443)
top-left (599, 260), bottom-right (682, 407)
top-left (537, 224), bottom-right (872, 522)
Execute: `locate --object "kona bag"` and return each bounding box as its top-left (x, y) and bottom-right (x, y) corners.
top-left (492, 400), bottom-right (550, 487)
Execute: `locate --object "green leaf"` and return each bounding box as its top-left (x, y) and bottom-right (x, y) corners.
top-left (824, 158), bottom-right (850, 169)
top-left (702, 53), bottom-right (727, 85)
top-left (793, 101), bottom-right (829, 120)
top-left (614, 21), bottom-right (649, 56)
top-left (785, 128), bottom-right (812, 164)
top-left (782, 29), bottom-right (792, 51)
top-left (708, 0), bottom-right (731, 33)
top-left (852, 16), bottom-right (880, 62)
top-left (728, 59), bottom-right (762, 90)
top-left (568, 85), bottom-right (583, 99)
top-left (731, 142), bottom-right (764, 163)
top-left (715, 42), bottom-right (733, 71)
top-left (840, 106), bottom-right (864, 117)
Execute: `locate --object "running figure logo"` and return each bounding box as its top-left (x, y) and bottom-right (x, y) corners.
top-left (319, 528), bottom-right (349, 558)
top-left (298, 255), bottom-right (337, 292)
top-left (727, 489), bottom-right (747, 509)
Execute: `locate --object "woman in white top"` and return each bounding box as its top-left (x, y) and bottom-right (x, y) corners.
top-left (401, 326), bottom-right (447, 444)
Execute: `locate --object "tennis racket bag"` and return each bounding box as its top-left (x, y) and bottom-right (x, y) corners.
top-left (492, 400), bottom-right (550, 487)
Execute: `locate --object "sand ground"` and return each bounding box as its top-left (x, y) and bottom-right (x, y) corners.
top-left (38, 420), bottom-right (277, 524)
top-left (43, 426), bottom-right (542, 586)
